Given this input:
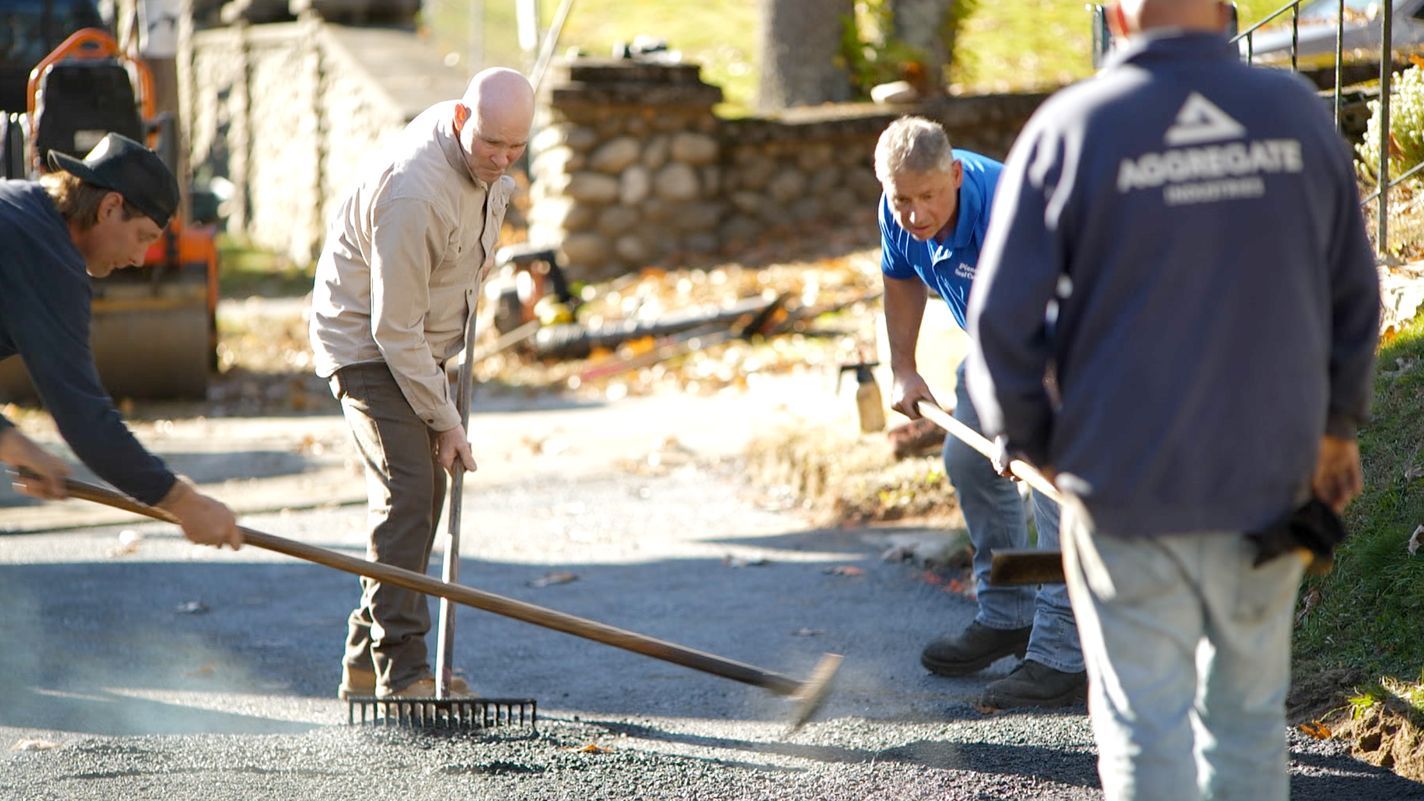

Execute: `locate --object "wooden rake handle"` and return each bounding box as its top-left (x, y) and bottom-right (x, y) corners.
top-left (43, 474), bottom-right (838, 708)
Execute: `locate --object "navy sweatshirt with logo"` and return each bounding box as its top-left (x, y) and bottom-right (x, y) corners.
top-left (965, 31), bottom-right (1380, 537)
top-left (0, 180), bottom-right (176, 505)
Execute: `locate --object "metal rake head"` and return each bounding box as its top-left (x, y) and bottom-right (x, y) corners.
top-left (347, 696), bottom-right (537, 731)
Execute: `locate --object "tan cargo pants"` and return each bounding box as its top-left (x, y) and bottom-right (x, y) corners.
top-left (330, 362), bottom-right (447, 695)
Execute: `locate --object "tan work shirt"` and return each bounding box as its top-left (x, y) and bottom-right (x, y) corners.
top-left (309, 101), bottom-right (513, 432)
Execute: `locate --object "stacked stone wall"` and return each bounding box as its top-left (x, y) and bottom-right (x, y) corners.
top-left (188, 35), bottom-right (1049, 273)
top-left (188, 19), bottom-right (453, 265)
top-left (531, 59), bottom-right (1051, 281)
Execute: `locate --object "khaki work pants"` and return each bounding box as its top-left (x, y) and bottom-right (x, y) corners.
top-left (330, 362), bottom-right (447, 695)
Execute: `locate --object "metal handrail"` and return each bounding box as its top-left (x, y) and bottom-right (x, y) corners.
top-left (1360, 158), bottom-right (1424, 207)
top-left (1232, 0), bottom-right (1395, 256)
top-left (1233, 0), bottom-right (1308, 39)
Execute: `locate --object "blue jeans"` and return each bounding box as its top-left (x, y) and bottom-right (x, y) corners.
top-left (946, 364), bottom-right (1082, 673)
top-left (1061, 499), bottom-right (1304, 801)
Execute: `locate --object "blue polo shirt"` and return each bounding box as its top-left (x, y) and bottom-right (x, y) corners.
top-left (879, 149), bottom-right (1003, 331)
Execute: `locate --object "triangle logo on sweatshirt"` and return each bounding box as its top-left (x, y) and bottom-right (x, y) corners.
top-left (1164, 93), bottom-right (1247, 146)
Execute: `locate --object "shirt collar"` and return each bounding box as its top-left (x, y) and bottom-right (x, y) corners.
top-left (1103, 28), bottom-right (1237, 71)
top-left (438, 109), bottom-right (490, 191)
top-left (941, 161), bottom-right (982, 251)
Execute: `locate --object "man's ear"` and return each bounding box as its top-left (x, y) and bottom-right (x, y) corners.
top-left (1106, 3), bottom-right (1129, 38)
top-left (97, 191), bottom-right (125, 222)
top-left (951, 160), bottom-right (964, 190)
top-left (452, 102), bottom-right (471, 135)
top-left (1216, 1), bottom-right (1233, 34)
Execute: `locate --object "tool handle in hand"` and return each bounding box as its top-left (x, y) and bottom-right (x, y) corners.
top-left (913, 401), bottom-right (1062, 505)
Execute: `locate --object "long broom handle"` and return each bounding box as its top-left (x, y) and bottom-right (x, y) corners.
top-left (913, 400), bottom-right (1063, 505)
top-left (46, 475), bottom-right (809, 698)
top-left (434, 304), bottom-right (481, 699)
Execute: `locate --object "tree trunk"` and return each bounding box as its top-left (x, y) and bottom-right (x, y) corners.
top-left (888, 0), bottom-right (954, 94)
top-left (757, 0), bottom-right (854, 112)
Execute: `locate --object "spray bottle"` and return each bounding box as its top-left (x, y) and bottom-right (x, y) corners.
top-left (838, 361), bottom-right (886, 433)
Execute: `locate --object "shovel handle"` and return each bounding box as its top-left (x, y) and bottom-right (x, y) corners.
top-left (913, 401), bottom-right (1063, 505)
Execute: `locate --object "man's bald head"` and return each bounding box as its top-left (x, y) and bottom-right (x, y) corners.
top-left (1110, 0), bottom-right (1232, 37)
top-left (454, 67), bottom-right (535, 185)
top-left (462, 67), bottom-right (536, 123)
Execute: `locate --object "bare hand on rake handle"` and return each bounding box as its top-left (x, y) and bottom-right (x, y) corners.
top-left (434, 424), bottom-right (477, 475)
top-left (0, 427), bottom-right (70, 500)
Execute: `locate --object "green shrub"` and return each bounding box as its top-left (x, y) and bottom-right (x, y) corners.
top-left (1358, 63), bottom-right (1424, 183)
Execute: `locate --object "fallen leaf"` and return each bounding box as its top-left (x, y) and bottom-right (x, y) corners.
top-left (176, 601), bottom-right (209, 615)
top-left (1406, 466), bottom-right (1424, 481)
top-left (576, 743), bottom-right (610, 753)
top-left (11, 739), bottom-right (59, 751)
top-left (1410, 525), bottom-right (1424, 556)
top-left (186, 662), bottom-right (217, 678)
top-left (792, 628), bottom-right (825, 637)
top-left (528, 571), bottom-right (578, 588)
top-left (1298, 720), bottom-right (1333, 740)
top-left (823, 565), bottom-right (864, 577)
top-left (919, 570), bottom-right (945, 586)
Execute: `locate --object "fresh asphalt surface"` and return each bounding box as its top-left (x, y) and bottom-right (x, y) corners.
top-left (0, 383), bottom-right (1419, 800)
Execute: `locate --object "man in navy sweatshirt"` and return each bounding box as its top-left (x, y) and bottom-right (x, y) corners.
top-left (877, 116), bottom-right (1085, 709)
top-left (966, 1), bottom-right (1379, 798)
top-left (0, 133), bottom-right (241, 550)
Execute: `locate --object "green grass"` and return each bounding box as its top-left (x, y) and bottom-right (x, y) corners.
top-left (422, 1), bottom-right (1285, 113)
top-left (954, 0), bottom-right (1279, 91)
top-left (217, 234), bottom-right (314, 299)
top-left (425, 0), bottom-right (758, 112)
top-left (1294, 315), bottom-right (1424, 703)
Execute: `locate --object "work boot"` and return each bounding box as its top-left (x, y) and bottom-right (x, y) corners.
top-left (980, 659), bottom-right (1088, 709)
top-left (920, 622), bottom-right (1031, 676)
top-left (337, 665), bottom-right (376, 700)
top-left (379, 673), bottom-right (475, 699)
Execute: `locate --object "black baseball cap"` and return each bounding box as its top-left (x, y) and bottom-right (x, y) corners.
top-left (47, 133), bottom-right (179, 228)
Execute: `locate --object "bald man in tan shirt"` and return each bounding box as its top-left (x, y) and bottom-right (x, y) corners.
top-left (311, 67), bottom-right (533, 700)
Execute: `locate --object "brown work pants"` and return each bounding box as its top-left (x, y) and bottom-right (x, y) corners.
top-left (330, 362), bottom-right (447, 695)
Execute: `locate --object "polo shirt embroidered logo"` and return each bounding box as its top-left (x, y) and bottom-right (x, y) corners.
top-left (954, 262), bottom-right (975, 280)
top-left (1164, 92), bottom-right (1246, 146)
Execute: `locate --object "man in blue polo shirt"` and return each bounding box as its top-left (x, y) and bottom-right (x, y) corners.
top-left (876, 116), bottom-right (1084, 708)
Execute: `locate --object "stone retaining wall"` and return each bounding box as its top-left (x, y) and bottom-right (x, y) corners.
top-left (187, 19), bottom-right (466, 265)
top-left (532, 59), bottom-right (1051, 281)
top-left (188, 33), bottom-right (1047, 272)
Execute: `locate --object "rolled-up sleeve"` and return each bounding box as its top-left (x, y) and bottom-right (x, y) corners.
top-left (368, 197), bottom-right (461, 432)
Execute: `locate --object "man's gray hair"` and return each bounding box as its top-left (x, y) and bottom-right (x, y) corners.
top-left (874, 116), bottom-right (955, 183)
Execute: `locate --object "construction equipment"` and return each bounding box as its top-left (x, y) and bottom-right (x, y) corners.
top-left (47, 473), bottom-right (843, 733)
top-left (0, 23), bottom-right (219, 400)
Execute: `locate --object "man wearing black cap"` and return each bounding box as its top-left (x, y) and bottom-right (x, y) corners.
top-left (0, 132), bottom-right (241, 550)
